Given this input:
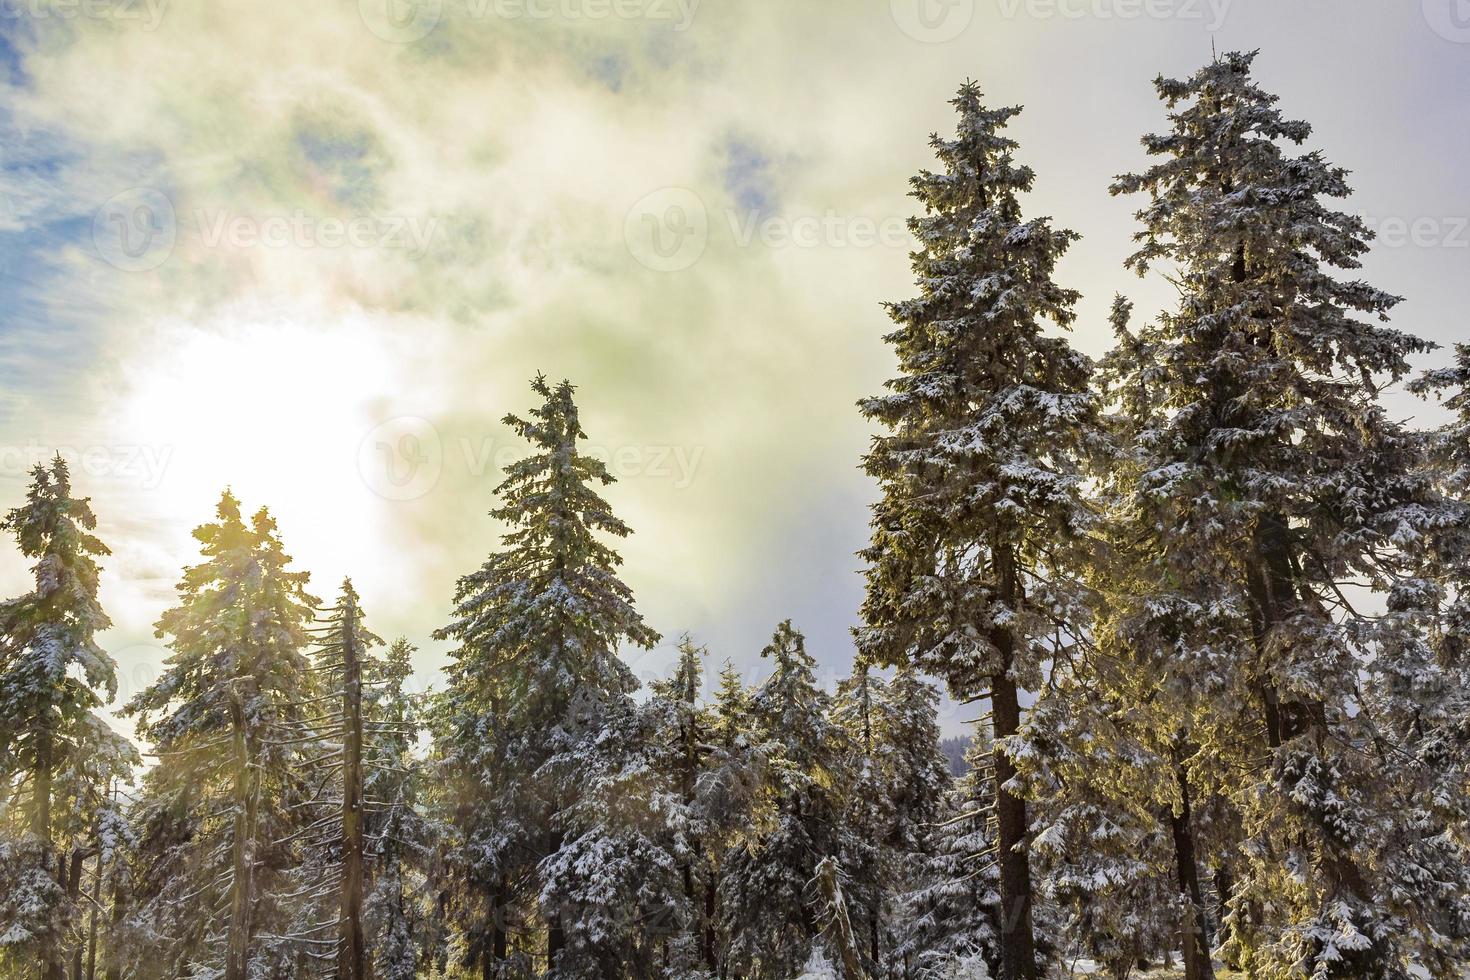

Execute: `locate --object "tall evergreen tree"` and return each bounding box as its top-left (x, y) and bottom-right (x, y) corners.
top-left (857, 81), bottom-right (1097, 980)
top-left (124, 492), bottom-right (317, 980)
top-left (833, 664), bottom-right (950, 974)
top-left (1109, 49), bottom-right (1470, 976)
top-left (1410, 344), bottom-right (1470, 667)
top-left (0, 456), bottom-right (130, 980)
top-left (364, 637), bottom-right (430, 980)
top-left (896, 733), bottom-right (1004, 977)
top-left (698, 659), bottom-right (765, 972)
top-left (432, 374), bottom-right (661, 978)
top-left (1020, 673), bottom-right (1181, 979)
top-left (720, 620), bottom-right (850, 979)
top-left (646, 635), bottom-right (718, 973)
top-left (285, 578), bottom-right (386, 979)
top-left (1033, 294), bottom-right (1231, 980)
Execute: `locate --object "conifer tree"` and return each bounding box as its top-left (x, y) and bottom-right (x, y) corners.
top-left (1027, 294), bottom-right (1231, 980)
top-left (857, 81), bottom-right (1097, 980)
top-left (832, 666), bottom-right (891, 974)
top-left (896, 734), bottom-right (1004, 977)
top-left (1109, 49), bottom-right (1470, 976)
top-left (364, 638), bottom-right (429, 980)
top-left (833, 664), bottom-right (950, 974)
top-left (699, 659), bottom-right (765, 971)
top-left (286, 578), bottom-right (385, 979)
top-left (1410, 344), bottom-right (1470, 666)
top-left (1020, 678), bottom-right (1180, 979)
top-left (432, 374), bottom-right (660, 978)
top-left (0, 456), bottom-right (130, 980)
top-left (721, 620), bottom-right (850, 978)
top-left (646, 635), bottom-right (718, 972)
top-left (124, 491), bottom-right (317, 980)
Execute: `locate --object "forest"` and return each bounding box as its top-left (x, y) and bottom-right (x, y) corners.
top-left (2, 49), bottom-right (1469, 980)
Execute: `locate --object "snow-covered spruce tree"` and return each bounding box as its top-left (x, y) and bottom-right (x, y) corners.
top-left (1021, 293), bottom-right (1236, 980)
top-left (282, 578), bottom-right (386, 979)
top-left (830, 665), bottom-right (891, 975)
top-left (895, 732), bottom-right (1003, 977)
top-left (832, 664), bottom-right (950, 974)
top-left (1410, 344), bottom-right (1470, 669)
top-left (124, 491), bottom-right (318, 980)
top-left (720, 620), bottom-right (850, 979)
top-left (857, 81), bottom-right (1096, 980)
top-left (93, 780), bottom-right (139, 980)
top-left (697, 659), bottom-right (766, 971)
top-left (537, 690), bottom-right (686, 978)
top-left (364, 637), bottom-right (432, 980)
top-left (0, 455), bottom-right (131, 980)
top-left (645, 635), bottom-right (719, 973)
top-left (1018, 667), bottom-right (1182, 980)
top-left (46, 711), bottom-right (140, 976)
top-left (432, 374), bottom-right (661, 978)
top-left (1110, 50), bottom-right (1470, 977)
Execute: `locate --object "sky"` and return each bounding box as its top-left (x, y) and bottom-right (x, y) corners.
top-left (0, 0), bottom-right (1467, 737)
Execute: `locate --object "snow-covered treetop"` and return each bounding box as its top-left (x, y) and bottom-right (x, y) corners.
top-left (436, 374), bottom-right (659, 738)
top-left (0, 455), bottom-right (119, 772)
top-left (857, 82), bottom-right (1097, 697)
top-left (126, 489), bottom-right (317, 756)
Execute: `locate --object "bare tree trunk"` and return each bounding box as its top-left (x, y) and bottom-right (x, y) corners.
top-left (339, 612), bottom-right (367, 980)
top-left (1169, 764), bottom-right (1215, 980)
top-left (225, 698), bottom-right (254, 980)
top-left (992, 670), bottom-right (1035, 980)
top-left (37, 736), bottom-right (64, 980)
top-left (493, 874), bottom-right (509, 964)
top-left (869, 892), bottom-right (880, 972)
top-left (702, 873), bottom-right (717, 973)
top-left (104, 843), bottom-right (124, 980)
top-left (85, 848), bottom-right (101, 980)
top-left (67, 848), bottom-right (90, 980)
top-left (992, 543), bottom-right (1036, 980)
top-left (547, 829), bottom-right (565, 972)
top-left (1247, 512), bottom-right (1299, 748)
